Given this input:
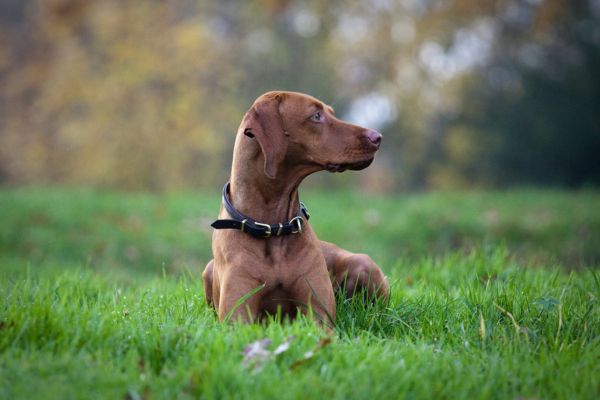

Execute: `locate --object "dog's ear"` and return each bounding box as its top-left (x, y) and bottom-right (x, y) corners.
top-left (240, 93), bottom-right (288, 179)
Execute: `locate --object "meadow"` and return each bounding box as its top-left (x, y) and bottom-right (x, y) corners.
top-left (1, 187), bottom-right (599, 399)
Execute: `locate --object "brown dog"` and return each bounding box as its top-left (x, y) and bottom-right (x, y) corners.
top-left (203, 91), bottom-right (389, 325)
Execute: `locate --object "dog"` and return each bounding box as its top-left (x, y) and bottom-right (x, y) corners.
top-left (203, 91), bottom-right (389, 325)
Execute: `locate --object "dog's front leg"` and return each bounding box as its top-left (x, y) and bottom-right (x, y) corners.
top-left (289, 264), bottom-right (337, 327)
top-left (217, 273), bottom-right (264, 323)
top-left (202, 259), bottom-right (215, 306)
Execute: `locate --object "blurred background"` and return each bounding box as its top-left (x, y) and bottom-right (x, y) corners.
top-left (1, 0), bottom-right (599, 193)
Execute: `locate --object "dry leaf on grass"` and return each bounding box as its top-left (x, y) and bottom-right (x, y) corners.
top-left (290, 337), bottom-right (332, 370)
top-left (242, 336), bottom-right (295, 372)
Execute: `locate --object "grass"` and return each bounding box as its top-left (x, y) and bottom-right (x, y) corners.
top-left (1, 187), bottom-right (599, 399)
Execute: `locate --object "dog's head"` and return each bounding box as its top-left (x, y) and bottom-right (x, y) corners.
top-left (239, 91), bottom-right (382, 179)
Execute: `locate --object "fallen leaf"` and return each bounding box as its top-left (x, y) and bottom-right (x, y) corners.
top-left (241, 337), bottom-right (296, 373)
top-left (291, 336), bottom-right (333, 370)
top-left (242, 338), bottom-right (272, 371)
top-left (273, 336), bottom-right (295, 355)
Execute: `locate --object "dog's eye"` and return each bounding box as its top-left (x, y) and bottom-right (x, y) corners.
top-left (311, 111), bottom-right (324, 123)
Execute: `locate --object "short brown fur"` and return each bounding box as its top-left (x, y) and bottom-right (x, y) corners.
top-left (203, 91), bottom-right (389, 325)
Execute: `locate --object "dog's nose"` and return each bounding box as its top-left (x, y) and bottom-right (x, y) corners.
top-left (367, 129), bottom-right (382, 146)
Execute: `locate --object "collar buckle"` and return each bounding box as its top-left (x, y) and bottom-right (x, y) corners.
top-left (254, 221), bottom-right (272, 238)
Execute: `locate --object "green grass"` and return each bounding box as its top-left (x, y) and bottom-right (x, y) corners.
top-left (1, 187), bottom-right (599, 399)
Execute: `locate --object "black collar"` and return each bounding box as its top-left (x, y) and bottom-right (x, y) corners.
top-left (210, 182), bottom-right (310, 238)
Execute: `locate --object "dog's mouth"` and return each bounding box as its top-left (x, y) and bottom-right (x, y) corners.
top-left (325, 157), bottom-right (374, 173)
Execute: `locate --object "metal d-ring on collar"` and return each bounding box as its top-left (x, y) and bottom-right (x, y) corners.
top-left (210, 182), bottom-right (310, 239)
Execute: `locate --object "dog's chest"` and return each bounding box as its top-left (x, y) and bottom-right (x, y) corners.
top-left (258, 250), bottom-right (321, 283)
top-left (215, 229), bottom-right (326, 284)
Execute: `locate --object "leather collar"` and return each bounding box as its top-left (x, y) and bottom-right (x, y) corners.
top-left (210, 182), bottom-right (310, 238)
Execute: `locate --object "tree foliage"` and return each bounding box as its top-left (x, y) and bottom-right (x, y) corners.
top-left (0, 0), bottom-right (598, 191)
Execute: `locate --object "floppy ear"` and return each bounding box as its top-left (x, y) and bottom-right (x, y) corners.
top-left (240, 93), bottom-right (288, 179)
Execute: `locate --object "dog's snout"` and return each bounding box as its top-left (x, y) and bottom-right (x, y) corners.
top-left (366, 129), bottom-right (382, 146)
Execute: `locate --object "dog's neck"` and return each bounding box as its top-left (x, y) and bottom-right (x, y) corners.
top-left (228, 134), bottom-right (312, 224)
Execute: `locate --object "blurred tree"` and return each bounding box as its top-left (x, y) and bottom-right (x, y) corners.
top-left (452, 0), bottom-right (600, 187)
top-left (1, 0), bottom-right (242, 190)
top-left (0, 0), bottom-right (598, 191)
